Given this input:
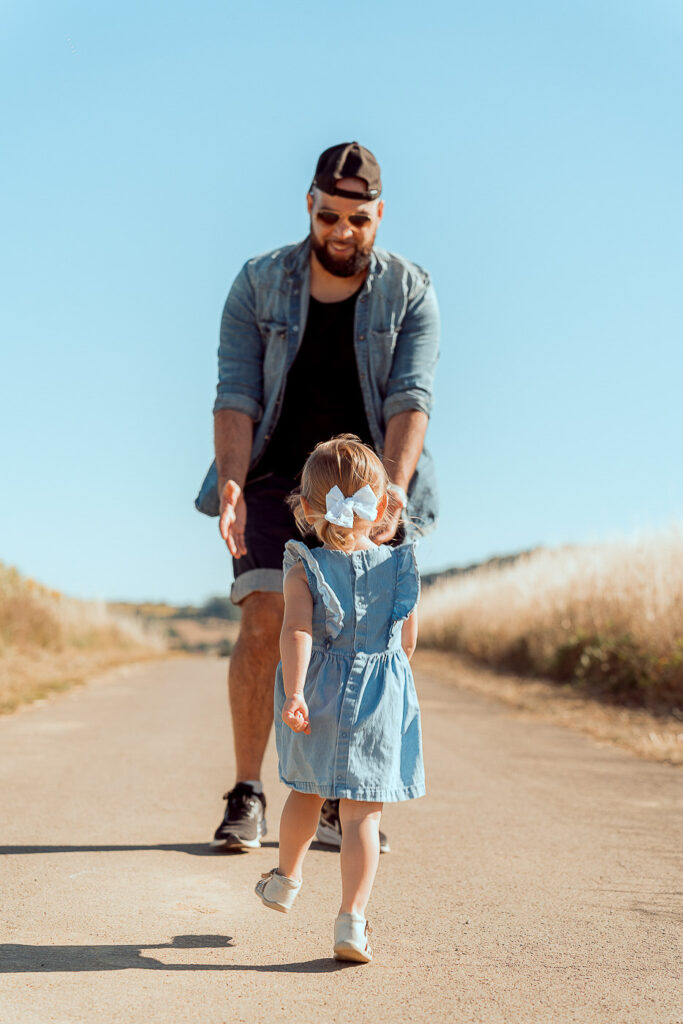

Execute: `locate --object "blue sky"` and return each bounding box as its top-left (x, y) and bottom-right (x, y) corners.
top-left (1, 0), bottom-right (682, 603)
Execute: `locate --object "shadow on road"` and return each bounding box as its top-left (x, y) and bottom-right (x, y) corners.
top-left (0, 935), bottom-right (351, 974)
top-left (0, 840), bottom-right (338, 857)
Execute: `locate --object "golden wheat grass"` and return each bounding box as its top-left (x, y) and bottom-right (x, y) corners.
top-left (0, 562), bottom-right (166, 713)
top-left (418, 525), bottom-right (683, 711)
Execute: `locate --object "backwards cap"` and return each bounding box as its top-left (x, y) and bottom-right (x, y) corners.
top-left (311, 141), bottom-right (382, 200)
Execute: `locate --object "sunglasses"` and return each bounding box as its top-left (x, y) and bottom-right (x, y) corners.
top-left (315, 208), bottom-right (373, 229)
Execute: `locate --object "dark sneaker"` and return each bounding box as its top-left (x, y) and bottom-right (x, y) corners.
top-left (316, 798), bottom-right (390, 854)
top-left (210, 783), bottom-right (267, 850)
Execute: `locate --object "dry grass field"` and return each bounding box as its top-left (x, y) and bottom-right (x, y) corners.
top-left (419, 526), bottom-right (683, 715)
top-left (5, 526), bottom-right (682, 766)
top-left (0, 563), bottom-right (166, 714)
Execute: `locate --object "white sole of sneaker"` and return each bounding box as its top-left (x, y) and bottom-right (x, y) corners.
top-left (209, 834), bottom-right (262, 850)
top-left (255, 871), bottom-right (300, 913)
top-left (210, 817), bottom-right (267, 850)
top-left (256, 889), bottom-right (290, 913)
top-left (333, 941), bottom-right (372, 963)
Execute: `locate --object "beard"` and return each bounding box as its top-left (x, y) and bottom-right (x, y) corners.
top-left (310, 234), bottom-right (373, 278)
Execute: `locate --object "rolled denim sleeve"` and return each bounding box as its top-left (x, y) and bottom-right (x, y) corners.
top-left (213, 262), bottom-right (265, 422)
top-left (382, 277), bottom-right (440, 421)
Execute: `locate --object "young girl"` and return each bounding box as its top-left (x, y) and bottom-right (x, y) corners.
top-left (254, 435), bottom-right (424, 963)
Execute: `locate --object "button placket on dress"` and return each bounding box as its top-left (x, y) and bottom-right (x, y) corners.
top-left (334, 656), bottom-right (357, 792)
top-left (333, 553), bottom-right (369, 795)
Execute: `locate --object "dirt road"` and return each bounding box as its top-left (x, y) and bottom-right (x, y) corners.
top-left (0, 656), bottom-right (680, 1024)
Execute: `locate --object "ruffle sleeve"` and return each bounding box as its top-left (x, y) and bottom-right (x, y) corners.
top-left (392, 542), bottom-right (421, 626)
top-left (282, 540), bottom-right (344, 639)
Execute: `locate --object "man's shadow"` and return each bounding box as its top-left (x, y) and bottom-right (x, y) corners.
top-left (0, 841), bottom-right (336, 857)
top-left (0, 935), bottom-right (350, 974)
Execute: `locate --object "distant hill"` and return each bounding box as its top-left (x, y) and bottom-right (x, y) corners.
top-left (110, 548), bottom-right (540, 647)
top-left (421, 548), bottom-right (540, 588)
top-left (110, 596), bottom-right (240, 657)
top-left (112, 551), bottom-right (542, 626)
top-left (111, 596), bottom-right (240, 622)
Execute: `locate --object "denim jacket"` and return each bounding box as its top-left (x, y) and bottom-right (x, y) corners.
top-left (195, 237), bottom-right (440, 536)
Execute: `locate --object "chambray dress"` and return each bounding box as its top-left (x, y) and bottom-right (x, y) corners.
top-left (274, 539), bottom-right (425, 802)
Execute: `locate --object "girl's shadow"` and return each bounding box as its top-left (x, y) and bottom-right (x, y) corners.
top-left (0, 935), bottom-right (354, 973)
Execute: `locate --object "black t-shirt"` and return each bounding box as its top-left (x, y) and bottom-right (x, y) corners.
top-left (252, 288), bottom-right (373, 481)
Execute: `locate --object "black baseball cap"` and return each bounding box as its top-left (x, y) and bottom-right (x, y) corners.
top-left (311, 141), bottom-right (382, 200)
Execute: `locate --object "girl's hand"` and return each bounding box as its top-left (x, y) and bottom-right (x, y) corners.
top-left (282, 695), bottom-right (311, 734)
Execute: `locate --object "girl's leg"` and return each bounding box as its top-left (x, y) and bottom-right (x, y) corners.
top-left (338, 799), bottom-right (383, 916)
top-left (278, 790), bottom-right (324, 881)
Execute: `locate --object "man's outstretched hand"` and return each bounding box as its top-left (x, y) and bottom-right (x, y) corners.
top-left (219, 480), bottom-right (248, 558)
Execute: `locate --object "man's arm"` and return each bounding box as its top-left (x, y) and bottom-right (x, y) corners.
top-left (382, 276), bottom-right (440, 421)
top-left (214, 262), bottom-right (265, 421)
top-left (215, 409), bottom-right (253, 497)
top-left (213, 261), bottom-right (264, 557)
top-left (382, 410), bottom-right (429, 492)
top-left (373, 410), bottom-right (428, 543)
top-left (373, 274), bottom-right (439, 543)
top-left (214, 409), bottom-right (253, 558)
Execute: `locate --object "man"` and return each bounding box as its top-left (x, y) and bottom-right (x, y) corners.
top-left (195, 142), bottom-right (439, 853)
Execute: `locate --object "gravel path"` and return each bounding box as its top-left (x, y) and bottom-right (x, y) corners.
top-left (0, 656), bottom-right (680, 1024)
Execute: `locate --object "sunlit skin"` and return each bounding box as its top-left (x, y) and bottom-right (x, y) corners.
top-left (307, 178), bottom-right (384, 303)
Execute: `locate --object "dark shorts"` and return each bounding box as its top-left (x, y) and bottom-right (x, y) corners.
top-left (230, 472), bottom-right (405, 605)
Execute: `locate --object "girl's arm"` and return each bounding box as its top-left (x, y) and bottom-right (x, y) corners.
top-left (401, 608), bottom-right (418, 661)
top-left (280, 562), bottom-right (314, 733)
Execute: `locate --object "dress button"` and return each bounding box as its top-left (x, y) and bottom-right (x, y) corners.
top-left (341, 732), bottom-right (347, 738)
top-left (359, 334), bottom-right (365, 340)
top-left (336, 774), bottom-right (343, 781)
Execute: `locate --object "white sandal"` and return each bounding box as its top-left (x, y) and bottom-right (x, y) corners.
top-left (333, 913), bottom-right (373, 963)
top-left (254, 868), bottom-right (301, 913)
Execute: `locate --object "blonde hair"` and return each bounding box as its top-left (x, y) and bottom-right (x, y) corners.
top-left (288, 435), bottom-right (389, 551)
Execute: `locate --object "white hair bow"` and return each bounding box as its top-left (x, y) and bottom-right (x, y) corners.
top-left (324, 485), bottom-right (378, 528)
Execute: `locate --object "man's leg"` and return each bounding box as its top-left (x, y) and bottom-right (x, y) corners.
top-left (229, 591), bottom-right (284, 781)
top-left (210, 590), bottom-right (283, 850)
top-left (317, 798), bottom-right (391, 854)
